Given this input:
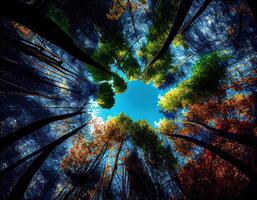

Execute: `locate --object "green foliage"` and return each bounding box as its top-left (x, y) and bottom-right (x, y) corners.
top-left (47, 3), bottom-right (71, 35)
top-left (113, 74), bottom-right (127, 94)
top-left (159, 52), bottom-right (227, 112)
top-left (158, 119), bottom-right (177, 136)
top-left (139, 39), bottom-right (175, 87)
top-left (131, 120), bottom-right (176, 168)
top-left (122, 55), bottom-right (141, 80)
top-left (85, 64), bottom-right (113, 82)
top-left (112, 113), bottom-right (133, 133)
top-left (139, 0), bottom-right (179, 87)
top-left (173, 34), bottom-right (188, 48)
top-left (96, 82), bottom-right (115, 109)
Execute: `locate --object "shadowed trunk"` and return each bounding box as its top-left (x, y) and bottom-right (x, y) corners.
top-left (180, 0), bottom-right (213, 34)
top-left (0, 110), bottom-right (84, 152)
top-left (143, 0), bottom-right (193, 73)
top-left (105, 138), bottom-right (124, 199)
top-left (171, 134), bottom-right (257, 181)
top-left (185, 121), bottom-right (257, 150)
top-left (0, 0), bottom-right (114, 76)
top-left (6, 121), bottom-right (89, 200)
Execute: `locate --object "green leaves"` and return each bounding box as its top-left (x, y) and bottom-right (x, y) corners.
top-left (96, 82), bottom-right (115, 109)
top-left (131, 120), bottom-right (176, 169)
top-left (113, 74), bottom-right (127, 94)
top-left (159, 52), bottom-right (227, 112)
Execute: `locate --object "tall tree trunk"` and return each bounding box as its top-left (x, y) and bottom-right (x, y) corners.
top-left (0, 32), bottom-right (79, 80)
top-left (180, 0), bottom-right (213, 34)
top-left (0, 77), bottom-right (60, 101)
top-left (246, 0), bottom-right (257, 23)
top-left (143, 0), bottom-right (193, 73)
top-left (0, 0), bottom-right (114, 76)
top-left (0, 110), bottom-right (84, 152)
top-left (127, 0), bottom-right (138, 37)
top-left (105, 138), bottom-right (124, 199)
top-left (6, 121), bottom-right (89, 200)
top-left (171, 134), bottom-right (257, 181)
top-left (185, 121), bottom-right (257, 150)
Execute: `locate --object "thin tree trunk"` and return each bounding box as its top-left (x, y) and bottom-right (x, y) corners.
top-left (0, 77), bottom-right (60, 100)
top-left (0, 33), bottom-right (80, 80)
top-left (171, 134), bottom-right (257, 181)
top-left (180, 0), bottom-right (213, 34)
top-left (105, 138), bottom-right (124, 199)
top-left (127, 0), bottom-right (138, 37)
top-left (185, 121), bottom-right (257, 150)
top-left (246, 0), bottom-right (257, 23)
top-left (143, 0), bottom-right (193, 73)
top-left (0, 0), bottom-right (114, 76)
top-left (6, 121), bottom-right (89, 200)
top-left (0, 110), bottom-right (84, 152)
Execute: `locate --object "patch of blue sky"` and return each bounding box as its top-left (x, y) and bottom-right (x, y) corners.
top-left (98, 80), bottom-right (170, 127)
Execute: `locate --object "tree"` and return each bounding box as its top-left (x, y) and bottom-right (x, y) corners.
top-left (106, 0), bottom-right (149, 36)
top-left (159, 52), bottom-right (227, 112)
top-left (131, 120), bottom-right (176, 169)
top-left (96, 82), bottom-right (115, 109)
top-left (0, 110), bottom-right (84, 152)
top-left (143, 0), bottom-right (193, 72)
top-left (180, 0), bottom-right (214, 35)
top-left (138, 0), bottom-right (179, 87)
top-left (113, 74), bottom-right (128, 94)
top-left (6, 121), bottom-right (89, 200)
top-left (125, 149), bottom-right (164, 199)
top-left (0, 0), bottom-right (114, 76)
top-left (158, 121), bottom-right (257, 182)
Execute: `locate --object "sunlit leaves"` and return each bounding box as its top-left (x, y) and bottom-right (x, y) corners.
top-left (158, 118), bottom-right (177, 136)
top-left (173, 34), bottom-right (188, 48)
top-left (159, 52), bottom-right (227, 112)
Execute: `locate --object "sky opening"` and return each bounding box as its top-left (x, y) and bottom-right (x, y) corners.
top-left (98, 80), bottom-right (165, 126)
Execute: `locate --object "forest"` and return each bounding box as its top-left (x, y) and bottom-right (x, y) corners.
top-left (0, 0), bottom-right (256, 199)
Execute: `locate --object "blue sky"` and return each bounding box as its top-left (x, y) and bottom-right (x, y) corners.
top-left (98, 80), bottom-right (167, 126)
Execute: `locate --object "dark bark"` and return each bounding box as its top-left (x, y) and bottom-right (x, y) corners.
top-left (6, 121), bottom-right (89, 200)
top-left (105, 139), bottom-right (124, 199)
top-left (0, 32), bottom-right (79, 80)
top-left (185, 121), bottom-right (257, 150)
top-left (127, 0), bottom-right (138, 37)
top-left (180, 0), bottom-right (213, 34)
top-left (0, 110), bottom-right (84, 152)
top-left (0, 77), bottom-right (61, 101)
top-left (171, 134), bottom-right (257, 181)
top-left (0, 0), bottom-right (114, 76)
top-left (143, 0), bottom-right (193, 73)
top-left (246, 0), bottom-right (257, 23)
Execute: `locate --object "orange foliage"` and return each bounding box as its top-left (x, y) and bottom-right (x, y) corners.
top-left (179, 149), bottom-right (248, 200)
top-left (184, 93), bottom-right (255, 135)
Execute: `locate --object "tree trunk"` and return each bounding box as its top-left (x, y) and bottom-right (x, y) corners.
top-left (185, 121), bottom-right (257, 150)
top-left (105, 138), bottom-right (124, 199)
top-left (246, 0), bottom-right (257, 23)
top-left (171, 134), bottom-right (257, 181)
top-left (143, 0), bottom-right (193, 73)
top-left (6, 121), bottom-right (89, 200)
top-left (180, 0), bottom-right (213, 34)
top-left (0, 0), bottom-right (114, 76)
top-left (0, 110), bottom-right (84, 152)
top-left (127, 0), bottom-right (138, 37)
